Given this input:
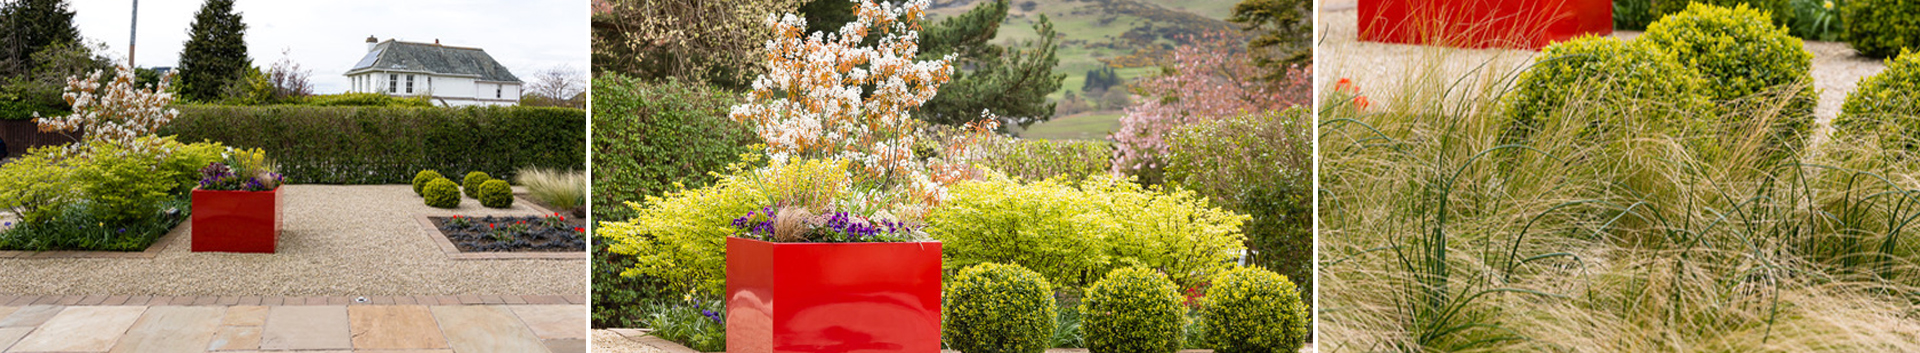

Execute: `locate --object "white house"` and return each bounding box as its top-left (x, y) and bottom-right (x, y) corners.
top-left (344, 36), bottom-right (522, 106)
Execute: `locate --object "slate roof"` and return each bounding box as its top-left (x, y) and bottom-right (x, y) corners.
top-left (346, 40), bottom-right (521, 83)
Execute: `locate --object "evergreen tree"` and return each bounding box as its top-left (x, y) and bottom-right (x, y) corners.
top-left (1082, 66), bottom-right (1120, 94)
top-left (0, 0), bottom-right (82, 77)
top-left (176, 0), bottom-right (251, 102)
top-left (1228, 0), bottom-right (1310, 79)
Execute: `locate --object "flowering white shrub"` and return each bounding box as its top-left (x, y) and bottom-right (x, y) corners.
top-left (36, 65), bottom-right (180, 155)
top-left (730, 0), bottom-right (997, 210)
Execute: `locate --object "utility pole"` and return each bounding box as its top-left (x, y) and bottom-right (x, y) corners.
top-left (128, 0), bottom-right (138, 68)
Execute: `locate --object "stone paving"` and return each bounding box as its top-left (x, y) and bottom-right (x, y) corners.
top-left (0, 303), bottom-right (585, 352)
top-left (590, 329), bottom-right (1317, 353)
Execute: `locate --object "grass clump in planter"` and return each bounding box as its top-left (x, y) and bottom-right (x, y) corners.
top-left (944, 262), bottom-right (1056, 353)
top-left (423, 178), bottom-right (461, 208)
top-left (462, 171), bottom-right (491, 199)
top-left (478, 179), bottom-right (514, 208)
top-left (1080, 267), bottom-right (1183, 353)
top-left (1199, 266), bottom-right (1308, 353)
top-left (1503, 36), bottom-right (1707, 142)
top-left (1642, 3), bottom-right (1816, 156)
top-left (1835, 50), bottom-right (1920, 152)
top-left (412, 170), bottom-right (443, 196)
top-left (515, 168), bottom-right (584, 215)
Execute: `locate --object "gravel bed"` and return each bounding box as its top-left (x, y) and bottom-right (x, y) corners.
top-left (0, 185), bottom-right (586, 296)
top-left (1319, 4), bottom-right (1888, 134)
top-left (592, 330), bottom-right (668, 353)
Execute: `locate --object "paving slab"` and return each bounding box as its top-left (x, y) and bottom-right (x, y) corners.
top-left (544, 338), bottom-right (587, 353)
top-left (508, 305), bottom-right (586, 340)
top-left (8, 306), bottom-right (145, 352)
top-left (259, 305), bottom-right (351, 350)
top-left (206, 326), bottom-right (261, 351)
top-left (0, 327), bottom-right (31, 351)
top-left (0, 306), bottom-right (59, 328)
top-left (431, 306), bottom-right (549, 353)
top-left (222, 305), bottom-right (268, 326)
top-left (348, 305), bottom-right (449, 350)
top-left (108, 306), bottom-right (224, 353)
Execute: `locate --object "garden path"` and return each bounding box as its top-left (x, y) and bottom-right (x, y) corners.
top-left (0, 301), bottom-right (584, 352)
top-left (0, 185), bottom-right (585, 296)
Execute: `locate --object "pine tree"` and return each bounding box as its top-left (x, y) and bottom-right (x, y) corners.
top-left (0, 0), bottom-right (82, 77)
top-left (1228, 0), bottom-right (1311, 79)
top-left (176, 0), bottom-right (251, 102)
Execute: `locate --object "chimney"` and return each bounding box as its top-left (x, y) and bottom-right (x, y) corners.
top-left (434, 39), bottom-right (441, 46)
top-left (366, 35), bottom-right (378, 51)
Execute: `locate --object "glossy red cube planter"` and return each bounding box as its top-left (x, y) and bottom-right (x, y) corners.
top-left (1358, 0), bottom-right (1611, 49)
top-left (190, 188), bottom-right (281, 253)
top-left (726, 237), bottom-right (943, 353)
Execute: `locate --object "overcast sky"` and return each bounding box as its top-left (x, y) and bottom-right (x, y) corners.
top-left (68, 0), bottom-right (588, 94)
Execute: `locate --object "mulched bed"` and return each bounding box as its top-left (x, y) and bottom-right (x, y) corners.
top-left (429, 215), bottom-right (586, 252)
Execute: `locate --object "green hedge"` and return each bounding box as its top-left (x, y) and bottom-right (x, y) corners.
top-left (1164, 108), bottom-right (1313, 312)
top-left (1841, 0), bottom-right (1920, 59)
top-left (160, 105), bottom-right (585, 184)
top-left (591, 75), bottom-right (759, 221)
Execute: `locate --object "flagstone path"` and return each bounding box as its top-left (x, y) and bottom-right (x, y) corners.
top-left (0, 302), bottom-right (585, 352)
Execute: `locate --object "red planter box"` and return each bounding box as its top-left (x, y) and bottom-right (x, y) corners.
top-left (726, 237), bottom-right (943, 353)
top-left (190, 188), bottom-right (282, 253)
top-left (1358, 0), bottom-right (1611, 49)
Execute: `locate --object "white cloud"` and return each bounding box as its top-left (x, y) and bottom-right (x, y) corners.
top-left (68, 0), bottom-right (588, 94)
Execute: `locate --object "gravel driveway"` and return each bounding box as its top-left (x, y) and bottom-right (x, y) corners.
top-left (0, 185), bottom-right (586, 296)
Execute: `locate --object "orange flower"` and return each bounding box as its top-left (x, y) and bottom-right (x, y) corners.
top-left (1336, 78), bottom-right (1357, 95)
top-left (1353, 95), bottom-right (1371, 110)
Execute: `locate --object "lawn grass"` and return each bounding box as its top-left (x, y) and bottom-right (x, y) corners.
top-left (1020, 110), bottom-right (1123, 140)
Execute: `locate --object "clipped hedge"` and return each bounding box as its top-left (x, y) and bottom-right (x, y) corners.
top-left (1642, 3), bottom-right (1816, 156)
top-left (1652, 0), bottom-right (1791, 29)
top-left (463, 171), bottom-right (492, 199)
top-left (1081, 267), bottom-right (1184, 353)
top-left (1841, 0), bottom-right (1920, 59)
top-left (1503, 36), bottom-right (1707, 139)
top-left (412, 170), bottom-right (443, 196)
top-left (479, 179), bottom-right (514, 208)
top-left (423, 178), bottom-right (460, 208)
top-left (160, 105), bottom-right (585, 184)
top-left (1199, 266), bottom-right (1309, 353)
top-left (979, 138), bottom-right (1112, 182)
top-left (944, 263), bottom-right (1057, 353)
top-left (1836, 50), bottom-right (1920, 151)
top-left (591, 75), bottom-right (759, 222)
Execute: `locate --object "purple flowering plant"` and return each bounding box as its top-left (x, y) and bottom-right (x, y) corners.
top-left (729, 205), bottom-right (920, 243)
top-left (197, 148), bottom-right (282, 192)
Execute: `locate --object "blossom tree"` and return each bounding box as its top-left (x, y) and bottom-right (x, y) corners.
top-left (35, 65), bottom-right (179, 155)
top-left (729, 0), bottom-right (996, 209)
top-left (1110, 31), bottom-right (1310, 180)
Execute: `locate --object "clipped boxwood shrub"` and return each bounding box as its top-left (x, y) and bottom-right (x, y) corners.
top-left (1652, 0), bottom-right (1792, 29)
top-left (1835, 50), bottom-right (1920, 151)
top-left (1199, 266), bottom-right (1309, 353)
top-left (1080, 267), bottom-right (1184, 353)
top-left (161, 105), bottom-right (584, 184)
top-left (462, 171), bottom-right (492, 199)
top-left (423, 178), bottom-right (460, 208)
top-left (1642, 3), bottom-right (1816, 155)
top-left (944, 263), bottom-right (1057, 353)
top-left (412, 170), bottom-right (443, 196)
top-left (1840, 0), bottom-right (1920, 59)
top-left (478, 179), bottom-right (514, 208)
top-left (591, 75), bottom-right (758, 222)
top-left (1503, 35), bottom-right (1707, 140)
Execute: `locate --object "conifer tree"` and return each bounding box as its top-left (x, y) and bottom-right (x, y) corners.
top-left (1228, 0), bottom-right (1311, 79)
top-left (0, 0), bottom-right (81, 77)
top-left (176, 0), bottom-right (251, 102)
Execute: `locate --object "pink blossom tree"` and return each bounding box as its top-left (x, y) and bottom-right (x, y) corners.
top-left (1110, 32), bottom-right (1310, 181)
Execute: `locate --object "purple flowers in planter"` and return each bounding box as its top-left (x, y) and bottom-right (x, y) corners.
top-left (198, 162), bottom-right (283, 192)
top-left (728, 206), bottom-right (920, 243)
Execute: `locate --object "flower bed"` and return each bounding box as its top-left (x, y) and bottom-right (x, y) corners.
top-left (429, 214), bottom-right (585, 252)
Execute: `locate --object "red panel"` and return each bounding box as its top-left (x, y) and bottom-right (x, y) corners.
top-left (727, 237), bottom-right (943, 353)
top-left (190, 188), bottom-right (280, 253)
top-left (1358, 0), bottom-right (1612, 50)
